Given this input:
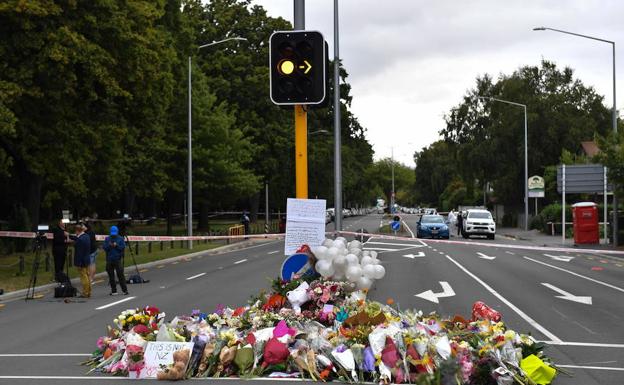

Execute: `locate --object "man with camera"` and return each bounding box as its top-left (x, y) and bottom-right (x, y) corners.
top-left (51, 219), bottom-right (69, 282)
top-left (103, 225), bottom-right (128, 296)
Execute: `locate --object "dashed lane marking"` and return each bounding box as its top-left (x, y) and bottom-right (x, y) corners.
top-left (267, 250), bottom-right (280, 255)
top-left (0, 354), bottom-right (91, 357)
top-left (555, 365), bottom-right (624, 372)
top-left (506, 251), bottom-right (515, 255)
top-left (95, 296), bottom-right (136, 310)
top-left (186, 273), bottom-right (206, 280)
top-left (234, 259), bottom-right (248, 264)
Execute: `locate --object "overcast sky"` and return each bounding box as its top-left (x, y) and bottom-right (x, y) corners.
top-left (253, 0), bottom-right (623, 166)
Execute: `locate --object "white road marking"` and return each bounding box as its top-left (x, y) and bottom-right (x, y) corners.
top-left (505, 251), bottom-right (515, 255)
top-left (95, 296), bottom-right (136, 310)
top-left (234, 259), bottom-right (247, 264)
top-left (444, 254), bottom-right (561, 343)
top-left (363, 247), bottom-right (402, 252)
top-left (544, 253), bottom-right (575, 262)
top-left (403, 252), bottom-right (425, 259)
top-left (541, 283), bottom-right (592, 305)
top-left (415, 281), bottom-right (455, 303)
top-left (186, 273), bottom-right (206, 280)
top-left (401, 220), bottom-right (415, 238)
top-left (0, 354), bottom-right (91, 357)
top-left (477, 252), bottom-right (496, 260)
top-left (524, 257), bottom-right (624, 293)
top-left (267, 250), bottom-right (280, 254)
top-left (555, 365), bottom-right (624, 372)
top-left (365, 241), bottom-right (425, 247)
top-left (541, 341), bottom-right (624, 348)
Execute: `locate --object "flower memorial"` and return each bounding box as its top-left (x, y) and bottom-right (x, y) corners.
top-left (84, 237), bottom-right (561, 384)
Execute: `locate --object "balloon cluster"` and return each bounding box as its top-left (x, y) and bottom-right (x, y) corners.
top-left (312, 237), bottom-right (386, 291)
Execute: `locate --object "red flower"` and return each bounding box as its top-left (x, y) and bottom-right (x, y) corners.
top-left (233, 307), bottom-right (246, 317)
top-left (144, 306), bottom-right (160, 316)
top-left (133, 324), bottom-right (151, 335)
top-left (381, 336), bottom-right (401, 368)
top-left (246, 333), bottom-right (256, 346)
top-left (262, 337), bottom-right (290, 367)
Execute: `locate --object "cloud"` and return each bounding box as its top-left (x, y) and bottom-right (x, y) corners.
top-left (253, 0), bottom-right (623, 165)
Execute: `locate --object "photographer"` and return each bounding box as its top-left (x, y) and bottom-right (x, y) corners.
top-left (69, 222), bottom-right (91, 298)
top-left (103, 226), bottom-right (128, 296)
top-left (51, 219), bottom-right (69, 282)
top-left (85, 221), bottom-right (98, 283)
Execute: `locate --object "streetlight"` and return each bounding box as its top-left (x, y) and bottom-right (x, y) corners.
top-left (188, 36), bottom-right (247, 249)
top-left (533, 26), bottom-right (618, 244)
top-left (477, 96), bottom-right (529, 231)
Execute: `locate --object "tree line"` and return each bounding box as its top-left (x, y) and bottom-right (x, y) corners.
top-left (414, 60), bottom-right (622, 224)
top-left (0, 0), bottom-right (382, 233)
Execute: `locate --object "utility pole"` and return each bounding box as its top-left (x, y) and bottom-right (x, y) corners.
top-left (294, 0), bottom-right (307, 199)
top-left (334, 0), bottom-right (342, 231)
top-left (391, 147), bottom-right (395, 213)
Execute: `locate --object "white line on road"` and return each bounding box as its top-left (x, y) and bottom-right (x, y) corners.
top-left (555, 365), bottom-right (624, 372)
top-left (0, 354), bottom-right (91, 357)
top-left (365, 241), bottom-right (425, 247)
top-left (363, 247), bottom-right (402, 252)
top-left (186, 272), bottom-right (206, 280)
top-left (234, 259), bottom-right (248, 264)
top-left (95, 296), bottom-right (136, 310)
top-left (267, 250), bottom-right (280, 254)
top-left (524, 257), bottom-right (624, 293)
top-left (444, 254), bottom-right (562, 343)
top-left (505, 251), bottom-right (515, 255)
top-left (541, 341), bottom-right (624, 348)
top-left (401, 220), bottom-right (415, 238)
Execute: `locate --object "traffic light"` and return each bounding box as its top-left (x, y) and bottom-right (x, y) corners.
top-left (269, 30), bottom-right (326, 105)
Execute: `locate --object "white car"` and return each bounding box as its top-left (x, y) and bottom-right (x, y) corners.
top-left (462, 209), bottom-right (496, 239)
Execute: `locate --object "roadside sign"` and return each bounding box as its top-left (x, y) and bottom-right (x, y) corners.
top-left (140, 341), bottom-right (194, 379)
top-left (280, 253), bottom-right (313, 281)
top-left (528, 175), bottom-right (545, 198)
top-left (391, 221), bottom-right (401, 232)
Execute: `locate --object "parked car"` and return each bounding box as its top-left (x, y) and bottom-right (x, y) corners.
top-left (416, 215), bottom-right (450, 239)
top-left (461, 209), bottom-right (496, 239)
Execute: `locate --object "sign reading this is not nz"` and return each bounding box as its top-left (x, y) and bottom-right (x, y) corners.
top-left (139, 341), bottom-right (194, 379)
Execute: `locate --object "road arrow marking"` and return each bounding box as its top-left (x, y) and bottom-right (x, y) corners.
top-left (541, 283), bottom-right (592, 305)
top-left (477, 252), bottom-right (496, 260)
top-left (415, 281), bottom-right (455, 303)
top-left (403, 252), bottom-right (425, 259)
top-left (544, 254), bottom-right (575, 262)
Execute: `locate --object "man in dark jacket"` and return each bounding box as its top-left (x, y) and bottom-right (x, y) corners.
top-left (51, 219), bottom-right (68, 282)
top-left (103, 225), bottom-right (128, 296)
top-left (70, 222), bottom-right (91, 297)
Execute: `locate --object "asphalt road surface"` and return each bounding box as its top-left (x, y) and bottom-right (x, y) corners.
top-left (0, 214), bottom-right (622, 384)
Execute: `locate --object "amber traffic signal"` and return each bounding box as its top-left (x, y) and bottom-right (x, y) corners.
top-left (269, 31), bottom-right (326, 105)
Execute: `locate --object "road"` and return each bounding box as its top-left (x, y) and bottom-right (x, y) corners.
top-left (0, 213), bottom-right (622, 384)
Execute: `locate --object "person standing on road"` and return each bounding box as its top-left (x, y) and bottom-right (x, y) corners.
top-left (51, 219), bottom-right (69, 282)
top-left (70, 222), bottom-right (91, 298)
top-left (103, 225), bottom-right (128, 296)
top-left (241, 211), bottom-right (250, 237)
top-left (85, 221), bottom-right (98, 283)
top-left (456, 210), bottom-right (464, 236)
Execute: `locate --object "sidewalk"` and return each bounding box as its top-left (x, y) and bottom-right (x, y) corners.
top-left (498, 227), bottom-right (623, 251)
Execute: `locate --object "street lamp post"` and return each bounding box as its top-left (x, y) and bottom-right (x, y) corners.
top-left (477, 96), bottom-right (529, 231)
top-left (533, 26), bottom-right (618, 245)
top-left (391, 147), bottom-right (395, 213)
top-left (188, 37), bottom-right (247, 249)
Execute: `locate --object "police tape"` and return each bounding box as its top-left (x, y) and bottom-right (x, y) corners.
top-left (0, 231), bottom-right (286, 242)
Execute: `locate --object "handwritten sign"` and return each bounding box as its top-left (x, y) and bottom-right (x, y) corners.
top-left (284, 198), bottom-right (326, 255)
top-left (139, 341), bottom-right (194, 379)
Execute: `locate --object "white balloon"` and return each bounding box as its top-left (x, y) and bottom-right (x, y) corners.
top-left (345, 254), bottom-right (359, 265)
top-left (322, 238), bottom-right (333, 247)
top-left (326, 247), bottom-right (339, 261)
top-left (315, 260), bottom-right (335, 278)
top-left (313, 246), bottom-right (328, 260)
top-left (370, 251), bottom-right (378, 259)
top-left (356, 276), bottom-right (373, 290)
top-left (332, 271), bottom-right (345, 281)
top-left (362, 264), bottom-right (377, 279)
top-left (362, 250), bottom-right (371, 257)
top-left (345, 265), bottom-right (363, 282)
top-left (360, 256), bottom-right (374, 266)
top-left (348, 248), bottom-right (362, 257)
top-left (335, 236), bottom-right (347, 245)
top-left (332, 255), bottom-right (347, 272)
top-left (373, 264), bottom-right (386, 279)
top-left (349, 240), bottom-right (362, 249)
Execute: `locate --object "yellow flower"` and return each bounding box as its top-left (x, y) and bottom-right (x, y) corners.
top-left (121, 320), bottom-right (126, 327)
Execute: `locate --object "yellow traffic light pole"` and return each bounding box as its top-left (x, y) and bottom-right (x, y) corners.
top-left (295, 105), bottom-right (308, 199)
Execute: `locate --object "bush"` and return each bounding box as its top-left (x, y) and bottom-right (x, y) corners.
top-left (540, 203), bottom-right (572, 223)
top-left (530, 214), bottom-right (544, 230)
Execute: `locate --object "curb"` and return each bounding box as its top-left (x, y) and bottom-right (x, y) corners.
top-left (0, 239), bottom-right (275, 302)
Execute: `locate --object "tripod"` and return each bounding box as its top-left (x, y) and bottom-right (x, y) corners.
top-left (123, 235), bottom-right (148, 284)
top-left (25, 233), bottom-right (47, 300)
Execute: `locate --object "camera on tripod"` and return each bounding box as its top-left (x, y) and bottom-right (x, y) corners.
top-left (34, 225), bottom-right (49, 247)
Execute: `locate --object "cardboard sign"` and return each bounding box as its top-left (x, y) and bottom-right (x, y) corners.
top-left (138, 341), bottom-right (194, 379)
top-left (284, 198), bottom-right (326, 255)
